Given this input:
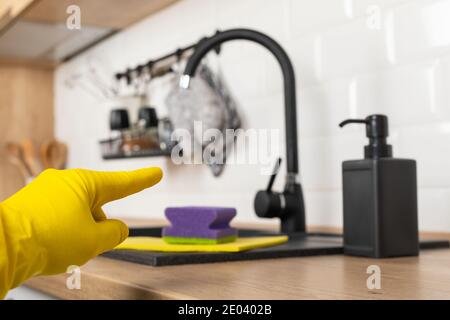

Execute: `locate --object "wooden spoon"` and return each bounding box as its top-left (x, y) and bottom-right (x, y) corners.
top-left (50, 141), bottom-right (68, 170)
top-left (40, 141), bottom-right (51, 169)
top-left (21, 139), bottom-right (42, 176)
top-left (6, 143), bottom-right (32, 182)
top-left (41, 140), bottom-right (68, 170)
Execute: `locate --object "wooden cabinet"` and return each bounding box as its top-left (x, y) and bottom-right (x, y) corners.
top-left (0, 0), bottom-right (179, 199)
top-left (21, 0), bottom-right (178, 29)
top-left (0, 0), bottom-right (34, 18)
top-left (0, 0), bottom-right (178, 64)
top-left (0, 0), bottom-right (34, 30)
top-left (0, 61), bottom-right (54, 200)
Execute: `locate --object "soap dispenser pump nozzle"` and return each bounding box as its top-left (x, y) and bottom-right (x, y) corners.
top-left (339, 114), bottom-right (392, 159)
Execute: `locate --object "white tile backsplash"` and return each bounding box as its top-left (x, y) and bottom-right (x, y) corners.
top-left (318, 17), bottom-right (391, 81)
top-left (389, 0), bottom-right (450, 64)
top-left (353, 61), bottom-right (437, 126)
top-left (288, 34), bottom-right (322, 87)
top-left (55, 0), bottom-right (450, 231)
top-left (419, 188), bottom-right (450, 231)
top-left (298, 77), bottom-right (353, 137)
top-left (350, 0), bottom-right (411, 18)
top-left (304, 190), bottom-right (343, 227)
top-left (397, 123), bottom-right (450, 188)
top-left (290, 0), bottom-right (350, 37)
top-left (216, 0), bottom-right (291, 47)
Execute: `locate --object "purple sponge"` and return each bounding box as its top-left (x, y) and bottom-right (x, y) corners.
top-left (162, 207), bottom-right (237, 241)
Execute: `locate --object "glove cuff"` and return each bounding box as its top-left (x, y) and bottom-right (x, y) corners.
top-left (0, 202), bottom-right (47, 294)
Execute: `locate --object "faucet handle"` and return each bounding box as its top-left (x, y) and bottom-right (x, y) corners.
top-left (266, 157), bottom-right (282, 192)
top-left (255, 158), bottom-right (284, 219)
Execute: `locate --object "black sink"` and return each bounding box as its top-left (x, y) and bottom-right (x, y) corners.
top-left (101, 227), bottom-right (449, 267)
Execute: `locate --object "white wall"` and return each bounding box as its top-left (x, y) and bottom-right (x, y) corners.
top-left (55, 0), bottom-right (450, 231)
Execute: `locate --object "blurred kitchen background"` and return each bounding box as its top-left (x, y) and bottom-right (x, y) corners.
top-left (1, 0), bottom-right (450, 231)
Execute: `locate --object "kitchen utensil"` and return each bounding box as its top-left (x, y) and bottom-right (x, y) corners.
top-left (5, 143), bottom-right (32, 182)
top-left (40, 140), bottom-right (68, 170)
top-left (40, 141), bottom-right (51, 169)
top-left (50, 141), bottom-right (68, 170)
top-left (99, 138), bottom-right (123, 158)
top-left (122, 129), bottom-right (160, 155)
top-left (158, 117), bottom-right (176, 151)
top-left (110, 109), bottom-right (130, 131)
top-left (138, 107), bottom-right (158, 128)
top-left (21, 139), bottom-right (42, 176)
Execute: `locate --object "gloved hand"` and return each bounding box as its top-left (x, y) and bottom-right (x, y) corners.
top-left (0, 167), bottom-right (162, 299)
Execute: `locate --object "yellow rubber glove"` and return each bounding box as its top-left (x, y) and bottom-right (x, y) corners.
top-left (0, 167), bottom-right (162, 299)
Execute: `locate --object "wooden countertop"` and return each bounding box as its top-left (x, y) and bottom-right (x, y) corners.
top-left (25, 219), bottom-right (450, 300)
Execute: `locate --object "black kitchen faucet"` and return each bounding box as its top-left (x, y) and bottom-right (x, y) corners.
top-left (180, 28), bottom-right (305, 234)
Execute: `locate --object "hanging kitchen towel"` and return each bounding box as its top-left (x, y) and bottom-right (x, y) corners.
top-left (165, 62), bottom-right (241, 176)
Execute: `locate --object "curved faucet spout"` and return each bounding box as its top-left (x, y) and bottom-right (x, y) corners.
top-left (181, 28), bottom-right (305, 233)
top-left (180, 28), bottom-right (299, 176)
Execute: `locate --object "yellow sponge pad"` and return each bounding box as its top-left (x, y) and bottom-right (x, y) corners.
top-left (115, 236), bottom-right (288, 253)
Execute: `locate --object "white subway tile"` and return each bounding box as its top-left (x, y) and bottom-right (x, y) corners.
top-left (319, 17), bottom-right (390, 81)
top-left (298, 78), bottom-right (353, 138)
top-left (244, 93), bottom-right (285, 129)
top-left (216, 0), bottom-right (290, 43)
top-left (290, 0), bottom-right (351, 36)
top-left (350, 0), bottom-right (411, 18)
top-left (432, 54), bottom-right (450, 121)
top-left (265, 34), bottom-right (321, 96)
top-left (352, 62), bottom-right (438, 127)
top-left (299, 133), bottom-right (367, 191)
top-left (155, 0), bottom-right (217, 35)
top-left (219, 48), bottom-right (268, 99)
top-left (288, 34), bottom-right (322, 87)
top-left (300, 126), bottom-right (401, 191)
top-left (397, 123), bottom-right (450, 188)
top-left (303, 190), bottom-right (343, 227)
top-left (389, 0), bottom-right (450, 64)
top-left (418, 188), bottom-right (450, 231)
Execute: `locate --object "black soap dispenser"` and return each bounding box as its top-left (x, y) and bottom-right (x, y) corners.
top-left (339, 114), bottom-right (419, 258)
